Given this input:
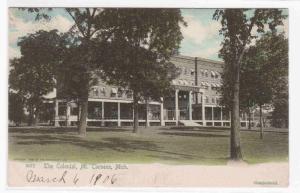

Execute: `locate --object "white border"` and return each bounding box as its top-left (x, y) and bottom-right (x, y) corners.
top-left (2, 0), bottom-right (300, 193)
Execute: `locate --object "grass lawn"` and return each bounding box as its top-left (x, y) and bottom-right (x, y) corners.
top-left (8, 126), bottom-right (288, 165)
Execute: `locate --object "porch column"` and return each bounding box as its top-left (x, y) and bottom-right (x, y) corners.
top-left (117, 102), bottom-right (121, 127)
top-left (245, 113), bottom-right (248, 128)
top-left (189, 91), bottom-right (192, 120)
top-left (202, 93), bottom-right (206, 126)
top-left (212, 106), bottom-right (214, 126)
top-left (220, 106), bottom-right (223, 127)
top-left (66, 103), bottom-right (71, 126)
top-left (175, 89), bottom-right (179, 126)
top-left (101, 101), bottom-right (105, 127)
top-left (146, 102), bottom-right (150, 127)
top-left (160, 100), bottom-right (165, 126)
top-left (54, 100), bottom-right (59, 127)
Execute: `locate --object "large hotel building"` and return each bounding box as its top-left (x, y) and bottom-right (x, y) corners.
top-left (54, 55), bottom-right (249, 127)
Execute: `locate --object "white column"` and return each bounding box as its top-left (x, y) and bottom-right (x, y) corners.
top-left (202, 93), bottom-right (206, 126)
top-left (220, 106), bottom-right (223, 127)
top-left (101, 101), bottom-right (105, 127)
top-left (66, 103), bottom-right (71, 126)
top-left (189, 91), bottom-right (192, 120)
top-left (146, 102), bottom-right (150, 127)
top-left (54, 100), bottom-right (59, 127)
top-left (245, 113), bottom-right (248, 128)
top-left (160, 101), bottom-right (165, 126)
top-left (117, 102), bottom-right (121, 127)
top-left (212, 106), bottom-right (214, 126)
top-left (175, 89), bottom-right (179, 126)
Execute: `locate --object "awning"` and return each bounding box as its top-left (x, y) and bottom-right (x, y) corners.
top-left (205, 82), bottom-right (210, 86)
top-left (201, 82), bottom-right (205, 86)
top-left (172, 80), bottom-right (177, 85)
top-left (111, 88), bottom-right (117, 94)
top-left (211, 71), bottom-right (216, 76)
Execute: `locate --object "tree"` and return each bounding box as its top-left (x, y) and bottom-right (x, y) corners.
top-left (213, 9), bottom-right (286, 160)
top-left (8, 92), bottom-right (25, 126)
top-left (96, 8), bottom-right (184, 133)
top-left (239, 32), bottom-right (288, 137)
top-left (24, 8), bottom-right (122, 136)
top-left (9, 30), bottom-right (63, 126)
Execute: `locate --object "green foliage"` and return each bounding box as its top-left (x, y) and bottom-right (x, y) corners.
top-left (8, 92), bottom-right (25, 126)
top-left (213, 8), bottom-right (286, 159)
top-left (240, 32), bottom-right (288, 110)
top-left (214, 9), bottom-right (287, 109)
top-left (9, 30), bottom-right (63, 125)
top-left (97, 8), bottom-right (185, 101)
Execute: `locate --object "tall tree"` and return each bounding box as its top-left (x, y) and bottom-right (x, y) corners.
top-left (213, 9), bottom-right (286, 160)
top-left (96, 8), bottom-right (184, 133)
top-left (24, 8), bottom-right (120, 136)
top-left (240, 32), bottom-right (288, 137)
top-left (9, 30), bottom-right (63, 126)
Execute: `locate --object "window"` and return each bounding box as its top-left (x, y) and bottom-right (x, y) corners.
top-left (117, 88), bottom-right (123, 98)
top-left (215, 72), bottom-right (219, 79)
top-left (205, 96), bottom-right (209, 103)
top-left (100, 87), bottom-right (106, 96)
top-left (201, 70), bottom-right (204, 76)
top-left (111, 88), bottom-right (117, 97)
top-left (211, 71), bottom-right (215, 78)
top-left (184, 68), bottom-right (188, 75)
top-left (126, 90), bottom-right (133, 98)
top-left (92, 87), bottom-right (99, 97)
top-left (205, 70), bottom-right (208, 77)
top-left (191, 69), bottom-right (195, 75)
top-left (212, 97), bottom-right (215, 104)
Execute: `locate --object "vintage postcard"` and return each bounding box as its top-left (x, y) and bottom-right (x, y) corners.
top-left (7, 5), bottom-right (289, 188)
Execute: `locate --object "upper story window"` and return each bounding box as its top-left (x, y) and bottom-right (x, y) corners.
top-left (211, 71), bottom-right (215, 78)
top-left (215, 72), bottom-right (219, 79)
top-left (205, 70), bottom-right (208, 77)
top-left (117, 88), bottom-right (123, 98)
top-left (205, 96), bottom-right (209, 104)
top-left (100, 87), bottom-right (106, 96)
top-left (92, 87), bottom-right (99, 97)
top-left (111, 88), bottom-right (117, 97)
top-left (184, 67), bottom-right (188, 75)
top-left (201, 70), bottom-right (204, 76)
top-left (212, 97), bottom-right (215, 104)
top-left (190, 69), bottom-right (195, 76)
top-left (126, 90), bottom-right (133, 99)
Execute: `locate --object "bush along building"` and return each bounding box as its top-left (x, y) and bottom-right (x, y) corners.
top-left (53, 55), bottom-right (251, 127)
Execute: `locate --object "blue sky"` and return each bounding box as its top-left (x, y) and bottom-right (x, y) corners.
top-left (9, 8), bottom-right (288, 61)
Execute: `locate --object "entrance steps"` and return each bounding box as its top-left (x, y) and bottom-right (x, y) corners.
top-left (179, 120), bottom-right (201, 126)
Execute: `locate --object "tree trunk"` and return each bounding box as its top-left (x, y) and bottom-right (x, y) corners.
top-left (248, 107), bottom-right (251, 130)
top-left (78, 99), bottom-right (88, 136)
top-left (230, 61), bottom-right (243, 160)
top-left (133, 91), bottom-right (139, 133)
top-left (145, 99), bottom-right (149, 128)
top-left (259, 104), bottom-right (263, 139)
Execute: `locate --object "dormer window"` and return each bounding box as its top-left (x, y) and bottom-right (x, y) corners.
top-left (111, 88), bottom-right (117, 97)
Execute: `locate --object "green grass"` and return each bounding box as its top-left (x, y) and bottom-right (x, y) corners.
top-left (8, 126), bottom-right (288, 165)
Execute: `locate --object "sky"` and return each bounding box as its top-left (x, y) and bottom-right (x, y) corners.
top-left (8, 8), bottom-right (289, 61)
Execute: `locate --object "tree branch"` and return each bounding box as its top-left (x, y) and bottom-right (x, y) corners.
top-left (65, 9), bottom-right (86, 38)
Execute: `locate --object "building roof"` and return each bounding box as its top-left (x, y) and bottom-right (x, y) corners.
top-left (172, 54), bottom-right (224, 65)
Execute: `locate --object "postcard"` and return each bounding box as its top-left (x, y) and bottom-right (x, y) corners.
top-left (7, 5), bottom-right (289, 188)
